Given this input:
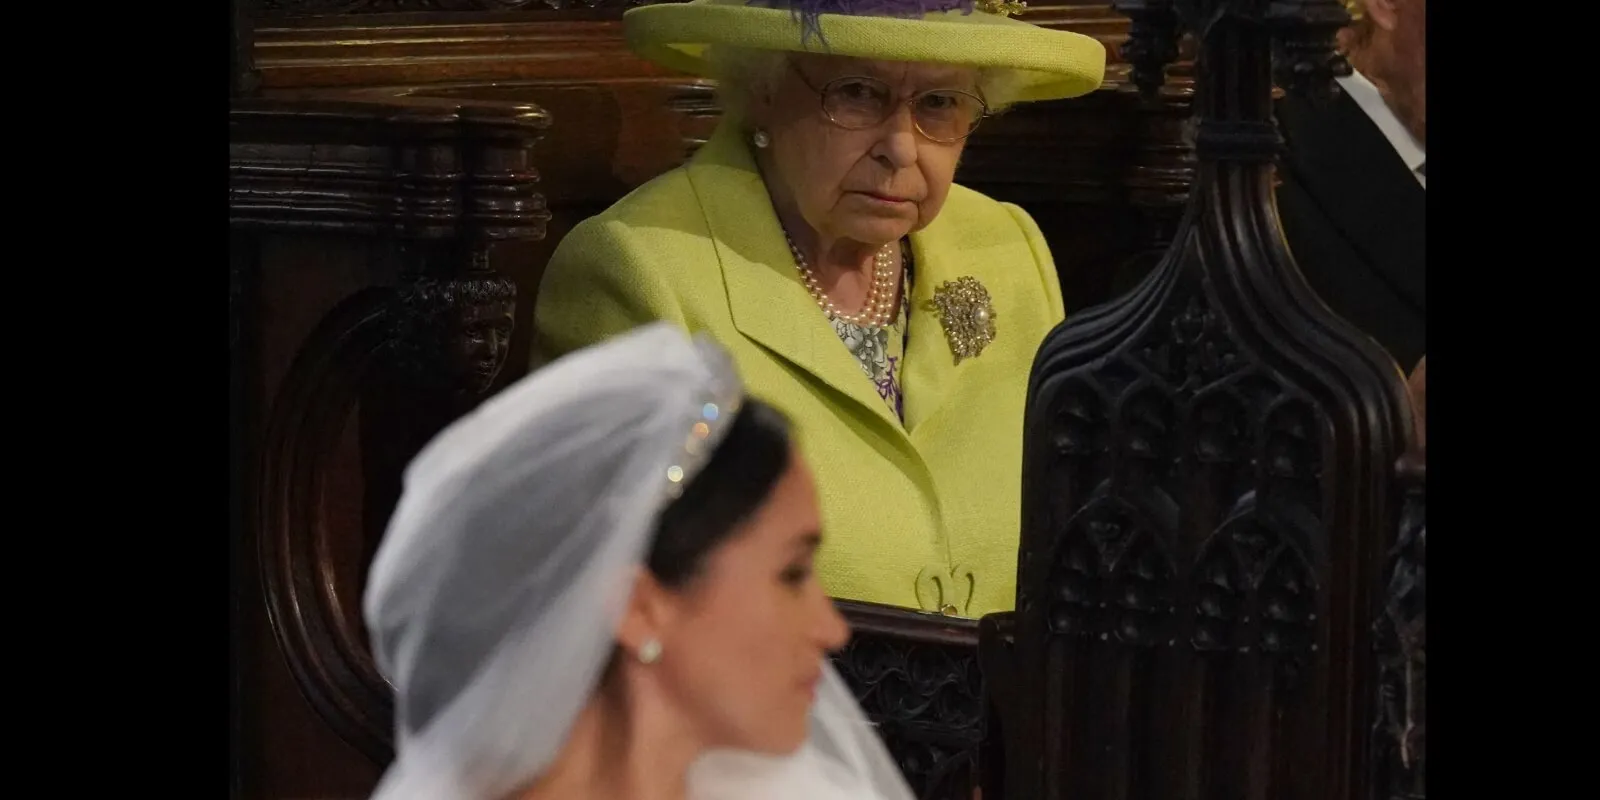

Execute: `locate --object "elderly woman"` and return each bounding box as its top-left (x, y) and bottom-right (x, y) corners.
top-left (533, 0), bottom-right (1105, 618)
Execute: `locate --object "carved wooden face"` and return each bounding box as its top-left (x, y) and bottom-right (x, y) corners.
top-left (452, 300), bottom-right (515, 391)
top-left (753, 54), bottom-right (975, 249)
top-left (645, 451), bottom-right (849, 753)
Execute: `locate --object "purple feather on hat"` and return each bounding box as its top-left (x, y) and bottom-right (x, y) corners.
top-left (746, 0), bottom-right (975, 49)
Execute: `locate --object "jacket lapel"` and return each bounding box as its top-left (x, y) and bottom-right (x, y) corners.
top-left (1276, 90), bottom-right (1426, 312)
top-left (900, 218), bottom-right (971, 437)
top-left (684, 126), bottom-right (906, 434)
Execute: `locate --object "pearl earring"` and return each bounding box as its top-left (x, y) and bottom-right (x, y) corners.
top-left (751, 130), bottom-right (771, 149)
top-left (638, 638), bottom-right (663, 665)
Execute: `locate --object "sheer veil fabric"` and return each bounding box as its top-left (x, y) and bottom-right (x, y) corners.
top-left (362, 323), bottom-right (914, 800)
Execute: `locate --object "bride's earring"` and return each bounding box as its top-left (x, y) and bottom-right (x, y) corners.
top-left (751, 129), bottom-right (771, 149)
top-left (637, 638), bottom-right (663, 665)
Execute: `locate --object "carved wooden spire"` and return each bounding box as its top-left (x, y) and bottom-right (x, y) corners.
top-left (982, 2), bottom-right (1416, 798)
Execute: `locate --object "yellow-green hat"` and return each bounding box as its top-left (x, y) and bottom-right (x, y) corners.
top-left (623, 0), bottom-right (1108, 104)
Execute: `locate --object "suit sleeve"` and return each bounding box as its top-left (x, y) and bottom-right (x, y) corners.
top-left (1002, 202), bottom-right (1066, 323)
top-left (530, 217), bottom-right (689, 369)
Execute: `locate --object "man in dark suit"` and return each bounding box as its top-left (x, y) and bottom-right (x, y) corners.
top-left (1274, 0), bottom-right (1426, 371)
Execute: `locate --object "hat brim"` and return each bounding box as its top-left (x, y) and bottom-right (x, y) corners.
top-left (623, 4), bottom-right (1107, 104)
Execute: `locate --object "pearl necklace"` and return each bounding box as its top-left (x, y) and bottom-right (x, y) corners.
top-left (785, 232), bottom-right (899, 329)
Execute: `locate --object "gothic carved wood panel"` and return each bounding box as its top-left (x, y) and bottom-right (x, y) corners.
top-left (1371, 454), bottom-right (1424, 800)
top-left (834, 601), bottom-right (986, 800)
top-left (988, 2), bottom-right (1417, 799)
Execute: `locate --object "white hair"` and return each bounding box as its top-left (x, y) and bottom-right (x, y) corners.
top-left (703, 45), bottom-right (792, 123)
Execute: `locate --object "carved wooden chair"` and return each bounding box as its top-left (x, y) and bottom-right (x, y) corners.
top-left (980, 2), bottom-right (1426, 799)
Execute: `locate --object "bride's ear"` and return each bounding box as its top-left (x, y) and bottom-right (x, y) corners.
top-left (616, 566), bottom-right (677, 662)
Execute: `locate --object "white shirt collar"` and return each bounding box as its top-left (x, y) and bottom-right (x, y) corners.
top-left (1336, 70), bottom-right (1425, 188)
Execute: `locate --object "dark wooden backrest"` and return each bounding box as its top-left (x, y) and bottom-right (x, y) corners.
top-left (989, 2), bottom-right (1426, 799)
top-left (833, 600), bottom-right (986, 800)
top-left (231, 93), bottom-right (552, 796)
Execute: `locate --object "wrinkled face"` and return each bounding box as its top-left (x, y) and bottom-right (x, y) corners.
top-left (752, 54), bottom-right (981, 247)
top-left (654, 452), bottom-right (850, 753)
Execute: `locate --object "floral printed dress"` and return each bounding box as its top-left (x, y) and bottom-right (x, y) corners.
top-left (828, 252), bottom-right (912, 422)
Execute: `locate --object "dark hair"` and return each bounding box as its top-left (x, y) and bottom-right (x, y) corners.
top-left (647, 398), bottom-right (793, 587)
top-left (396, 398), bottom-right (791, 735)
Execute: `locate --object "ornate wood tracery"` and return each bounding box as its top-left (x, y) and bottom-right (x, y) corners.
top-left (1372, 453), bottom-right (1424, 800)
top-left (834, 602), bottom-right (987, 800)
top-left (985, 2), bottom-right (1417, 799)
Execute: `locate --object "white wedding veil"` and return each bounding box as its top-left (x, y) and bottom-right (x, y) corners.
top-left (362, 322), bottom-right (915, 800)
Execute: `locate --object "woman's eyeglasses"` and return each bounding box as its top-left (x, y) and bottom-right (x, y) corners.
top-left (791, 65), bottom-right (988, 143)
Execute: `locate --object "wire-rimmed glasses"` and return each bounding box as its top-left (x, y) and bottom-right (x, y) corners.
top-left (791, 64), bottom-right (989, 143)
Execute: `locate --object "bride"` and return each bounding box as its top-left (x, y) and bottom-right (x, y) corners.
top-left (363, 323), bottom-right (916, 800)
